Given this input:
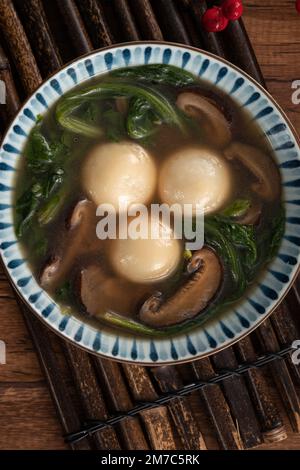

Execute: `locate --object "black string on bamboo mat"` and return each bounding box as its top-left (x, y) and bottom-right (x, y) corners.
top-left (65, 345), bottom-right (297, 444)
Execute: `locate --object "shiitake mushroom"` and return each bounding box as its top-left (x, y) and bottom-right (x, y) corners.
top-left (224, 142), bottom-right (281, 201)
top-left (139, 247), bottom-right (222, 328)
top-left (40, 199), bottom-right (101, 291)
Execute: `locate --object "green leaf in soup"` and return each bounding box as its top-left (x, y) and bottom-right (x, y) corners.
top-left (221, 221), bottom-right (257, 266)
top-left (56, 81), bottom-right (187, 138)
top-left (16, 192), bottom-right (40, 237)
top-left (110, 64), bottom-right (197, 87)
top-left (126, 97), bottom-right (161, 139)
top-left (268, 206), bottom-right (285, 261)
top-left (204, 218), bottom-right (247, 297)
top-left (102, 107), bottom-right (126, 142)
top-left (50, 141), bottom-right (69, 166)
top-left (16, 181), bottom-right (45, 237)
top-left (83, 100), bottom-right (102, 125)
top-left (26, 124), bottom-right (53, 173)
top-left (37, 181), bottom-right (71, 226)
top-left (43, 170), bottom-right (64, 199)
top-left (101, 311), bottom-right (165, 337)
top-left (221, 199), bottom-right (251, 218)
top-left (55, 280), bottom-right (73, 304)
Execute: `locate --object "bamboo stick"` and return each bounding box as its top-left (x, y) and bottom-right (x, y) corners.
top-left (122, 364), bottom-right (178, 449)
top-left (211, 348), bottom-right (263, 448)
top-left (255, 320), bottom-right (300, 433)
top-left (175, 0), bottom-right (203, 48)
top-left (151, 366), bottom-right (207, 450)
top-left (0, 0), bottom-right (41, 94)
top-left (56, 0), bottom-right (93, 55)
top-left (235, 336), bottom-right (287, 443)
top-left (14, 0), bottom-right (61, 77)
top-left (63, 342), bottom-right (121, 449)
top-left (128, 0), bottom-right (163, 40)
top-left (111, 0), bottom-right (140, 42)
top-left (75, 0), bottom-right (114, 48)
top-left (192, 358), bottom-right (243, 449)
top-left (93, 358), bottom-right (149, 450)
top-left (150, 0), bottom-right (191, 44)
top-left (271, 303), bottom-right (300, 385)
top-left (0, 44), bottom-right (20, 126)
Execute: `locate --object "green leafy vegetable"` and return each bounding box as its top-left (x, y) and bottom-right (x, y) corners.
top-left (205, 218), bottom-right (247, 298)
top-left (16, 184), bottom-right (42, 237)
top-left (221, 222), bottom-right (257, 267)
top-left (26, 122), bottom-right (53, 173)
top-left (101, 311), bottom-right (167, 336)
top-left (110, 64), bottom-right (197, 87)
top-left (16, 122), bottom-right (72, 240)
top-left (102, 107), bottom-right (126, 142)
top-left (56, 80), bottom-right (186, 139)
top-left (126, 97), bottom-right (161, 139)
top-left (55, 281), bottom-right (73, 304)
top-left (221, 199), bottom-right (251, 218)
top-left (37, 183), bottom-right (68, 226)
top-left (268, 207), bottom-right (285, 261)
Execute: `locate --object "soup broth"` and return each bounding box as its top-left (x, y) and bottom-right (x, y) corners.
top-left (14, 64), bottom-right (284, 337)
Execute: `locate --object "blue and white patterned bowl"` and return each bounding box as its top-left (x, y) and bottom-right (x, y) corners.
top-left (1, 42), bottom-right (300, 365)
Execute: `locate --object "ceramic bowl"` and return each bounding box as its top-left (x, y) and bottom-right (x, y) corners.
top-left (1, 42), bottom-right (300, 364)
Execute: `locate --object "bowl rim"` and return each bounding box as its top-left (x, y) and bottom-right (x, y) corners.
top-left (1, 40), bottom-right (300, 366)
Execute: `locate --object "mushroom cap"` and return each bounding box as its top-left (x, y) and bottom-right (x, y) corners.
top-left (158, 146), bottom-right (232, 215)
top-left (139, 247), bottom-right (222, 327)
top-left (176, 91), bottom-right (232, 149)
top-left (110, 215), bottom-right (182, 284)
top-left (82, 141), bottom-right (157, 211)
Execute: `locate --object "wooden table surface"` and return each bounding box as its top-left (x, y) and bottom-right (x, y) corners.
top-left (0, 0), bottom-right (300, 450)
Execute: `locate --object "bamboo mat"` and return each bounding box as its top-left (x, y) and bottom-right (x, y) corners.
top-left (0, 0), bottom-right (300, 450)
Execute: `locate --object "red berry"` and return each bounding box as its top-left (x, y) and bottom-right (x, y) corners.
top-left (202, 6), bottom-right (229, 33)
top-left (222, 0), bottom-right (243, 21)
top-left (296, 0), bottom-right (300, 13)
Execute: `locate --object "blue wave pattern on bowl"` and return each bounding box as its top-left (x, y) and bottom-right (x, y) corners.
top-left (1, 43), bottom-right (300, 364)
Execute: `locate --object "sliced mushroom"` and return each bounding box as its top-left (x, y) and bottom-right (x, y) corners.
top-left (176, 91), bottom-right (231, 149)
top-left (40, 199), bottom-right (101, 291)
top-left (224, 142), bottom-right (281, 201)
top-left (79, 264), bottom-right (150, 317)
top-left (139, 247), bottom-right (222, 328)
